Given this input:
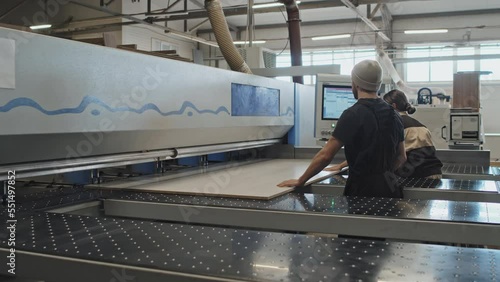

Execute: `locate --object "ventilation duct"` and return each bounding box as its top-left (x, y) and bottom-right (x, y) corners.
top-left (377, 47), bottom-right (447, 98)
top-left (280, 0), bottom-right (303, 84)
top-left (205, 0), bottom-right (252, 74)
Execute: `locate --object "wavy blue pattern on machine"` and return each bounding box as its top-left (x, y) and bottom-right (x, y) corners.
top-left (281, 107), bottom-right (294, 116)
top-left (0, 96), bottom-right (230, 116)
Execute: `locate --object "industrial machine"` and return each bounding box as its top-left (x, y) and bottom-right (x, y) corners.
top-left (414, 87), bottom-right (484, 150)
top-left (314, 74), bottom-right (390, 146)
top-left (444, 109), bottom-right (484, 149)
top-left (412, 104), bottom-right (451, 149)
top-left (314, 74), bottom-right (354, 146)
top-left (1, 27), bottom-right (500, 282)
top-left (0, 27), bottom-right (294, 172)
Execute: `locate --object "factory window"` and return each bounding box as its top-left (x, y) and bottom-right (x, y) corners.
top-left (406, 47), bottom-right (431, 82)
top-left (430, 47), bottom-right (454, 82)
top-left (480, 44), bottom-right (500, 81)
top-left (313, 51), bottom-right (334, 65)
top-left (405, 44), bottom-right (500, 82)
top-left (276, 55), bottom-right (291, 68)
top-left (274, 48), bottom-right (375, 83)
top-left (151, 38), bottom-right (177, 51)
top-left (354, 49), bottom-right (377, 64)
top-left (333, 50), bottom-right (354, 75)
top-left (456, 47), bottom-right (476, 72)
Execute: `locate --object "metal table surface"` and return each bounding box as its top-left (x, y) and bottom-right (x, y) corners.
top-left (310, 176), bottom-right (500, 203)
top-left (103, 190), bottom-right (500, 245)
top-left (1, 211), bottom-right (500, 282)
top-left (4, 186), bottom-right (500, 245)
top-left (441, 164), bottom-right (500, 180)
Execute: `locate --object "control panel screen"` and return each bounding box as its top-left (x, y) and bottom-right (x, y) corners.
top-left (322, 85), bottom-right (356, 120)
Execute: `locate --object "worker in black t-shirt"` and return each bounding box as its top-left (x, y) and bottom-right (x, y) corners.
top-left (383, 90), bottom-right (443, 179)
top-left (278, 60), bottom-right (407, 198)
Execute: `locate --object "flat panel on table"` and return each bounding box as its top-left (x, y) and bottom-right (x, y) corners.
top-left (96, 159), bottom-right (338, 200)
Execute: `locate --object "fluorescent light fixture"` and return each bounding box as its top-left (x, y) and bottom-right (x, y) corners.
top-left (311, 34), bottom-right (351, 41)
top-left (233, 40), bottom-right (266, 44)
top-left (29, 24), bottom-right (52, 30)
top-left (166, 12), bottom-right (189, 17)
top-left (253, 1), bottom-right (300, 9)
top-left (404, 29), bottom-right (448, 34)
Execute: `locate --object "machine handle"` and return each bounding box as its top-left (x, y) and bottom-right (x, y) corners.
top-left (441, 126), bottom-right (447, 140)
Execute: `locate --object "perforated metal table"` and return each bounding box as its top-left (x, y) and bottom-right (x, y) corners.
top-left (310, 176), bottom-right (500, 203)
top-left (103, 190), bottom-right (500, 246)
top-left (441, 164), bottom-right (500, 180)
top-left (2, 188), bottom-right (500, 281)
top-left (1, 211), bottom-right (499, 282)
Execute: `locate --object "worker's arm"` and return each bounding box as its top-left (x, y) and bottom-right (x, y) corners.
top-left (277, 136), bottom-right (344, 187)
top-left (394, 141), bottom-right (407, 170)
top-left (324, 160), bottom-right (348, 172)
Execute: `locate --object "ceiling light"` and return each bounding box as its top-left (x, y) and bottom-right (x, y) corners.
top-left (233, 40), bottom-right (266, 44)
top-left (166, 12), bottom-right (189, 17)
top-left (311, 34), bottom-right (351, 41)
top-left (253, 1), bottom-right (300, 9)
top-left (29, 24), bottom-right (52, 30)
top-left (404, 29), bottom-right (448, 34)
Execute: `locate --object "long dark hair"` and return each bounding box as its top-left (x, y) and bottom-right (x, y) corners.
top-left (383, 90), bottom-right (416, 114)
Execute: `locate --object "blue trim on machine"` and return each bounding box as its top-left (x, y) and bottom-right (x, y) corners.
top-left (287, 84), bottom-right (299, 145)
top-left (0, 96), bottom-right (230, 116)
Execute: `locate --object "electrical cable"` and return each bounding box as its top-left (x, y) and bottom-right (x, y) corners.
top-left (276, 6), bottom-right (289, 57)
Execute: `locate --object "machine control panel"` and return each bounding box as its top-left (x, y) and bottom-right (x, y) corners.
top-left (445, 111), bottom-right (483, 149)
top-left (320, 129), bottom-right (334, 136)
top-left (319, 123), bottom-right (336, 138)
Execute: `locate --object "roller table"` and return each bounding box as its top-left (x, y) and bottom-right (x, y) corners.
top-left (1, 188), bottom-right (499, 282)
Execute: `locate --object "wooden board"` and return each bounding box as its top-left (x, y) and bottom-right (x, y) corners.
top-left (96, 159), bottom-right (340, 200)
top-left (75, 38), bottom-right (105, 46)
top-left (453, 72), bottom-right (480, 111)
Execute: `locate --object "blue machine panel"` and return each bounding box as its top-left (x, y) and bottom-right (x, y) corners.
top-left (231, 83), bottom-right (280, 116)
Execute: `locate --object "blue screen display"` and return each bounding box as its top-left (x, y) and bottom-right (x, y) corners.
top-left (322, 85), bottom-right (356, 120)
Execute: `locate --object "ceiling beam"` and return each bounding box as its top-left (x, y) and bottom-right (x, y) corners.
top-left (380, 4), bottom-right (393, 41)
top-left (368, 3), bottom-right (382, 19)
top-left (147, 0), bottom-right (183, 15)
top-left (199, 17), bottom-right (375, 34)
top-left (340, 0), bottom-right (391, 42)
top-left (195, 8), bottom-right (500, 34)
top-left (189, 0), bottom-right (204, 9)
top-left (153, 0), bottom-right (399, 22)
top-left (188, 18), bottom-right (209, 33)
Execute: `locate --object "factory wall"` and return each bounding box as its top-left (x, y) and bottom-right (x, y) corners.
top-left (58, 1), bottom-right (123, 45)
top-left (121, 1), bottom-right (197, 60)
top-left (121, 25), bottom-right (196, 59)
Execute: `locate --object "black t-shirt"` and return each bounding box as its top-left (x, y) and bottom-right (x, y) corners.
top-left (332, 98), bottom-right (404, 198)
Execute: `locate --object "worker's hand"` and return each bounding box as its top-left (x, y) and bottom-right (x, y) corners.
top-left (277, 179), bottom-right (304, 187)
top-left (324, 164), bottom-right (343, 172)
